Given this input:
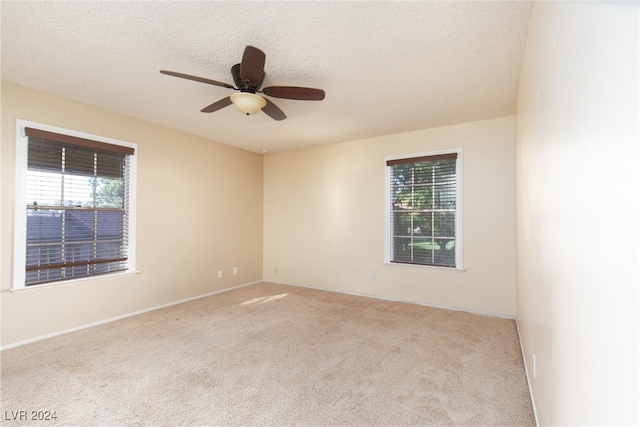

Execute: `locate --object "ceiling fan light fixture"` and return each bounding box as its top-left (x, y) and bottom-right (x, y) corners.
top-left (230, 92), bottom-right (267, 115)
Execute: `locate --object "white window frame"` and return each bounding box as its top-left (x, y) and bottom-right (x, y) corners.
top-left (384, 148), bottom-right (464, 271)
top-left (12, 120), bottom-right (138, 290)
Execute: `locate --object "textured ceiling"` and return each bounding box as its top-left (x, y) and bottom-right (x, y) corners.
top-left (1, 1), bottom-right (532, 153)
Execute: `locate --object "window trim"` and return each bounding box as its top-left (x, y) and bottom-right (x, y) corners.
top-left (12, 119), bottom-right (138, 290)
top-left (384, 148), bottom-right (464, 271)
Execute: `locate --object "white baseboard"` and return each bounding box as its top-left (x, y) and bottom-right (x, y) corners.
top-left (2, 279), bottom-right (515, 351)
top-left (1, 280), bottom-right (261, 351)
top-left (267, 279), bottom-right (516, 320)
top-left (515, 319), bottom-right (540, 427)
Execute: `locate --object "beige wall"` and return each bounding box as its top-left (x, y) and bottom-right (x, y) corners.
top-left (1, 82), bottom-right (264, 347)
top-left (516, 2), bottom-right (639, 425)
top-left (264, 116), bottom-right (517, 316)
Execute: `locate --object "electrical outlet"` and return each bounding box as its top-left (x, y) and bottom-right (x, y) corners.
top-left (232, 267), bottom-right (238, 276)
top-left (275, 267), bottom-right (279, 276)
top-left (218, 270), bottom-right (223, 279)
top-left (369, 273), bottom-right (376, 282)
top-left (532, 353), bottom-right (537, 378)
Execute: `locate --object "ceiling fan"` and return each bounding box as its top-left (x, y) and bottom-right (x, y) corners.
top-left (160, 45), bottom-right (325, 121)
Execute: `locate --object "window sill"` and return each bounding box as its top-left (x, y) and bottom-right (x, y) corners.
top-left (383, 262), bottom-right (466, 273)
top-left (8, 270), bottom-right (141, 293)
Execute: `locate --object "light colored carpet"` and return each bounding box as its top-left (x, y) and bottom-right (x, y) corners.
top-left (1, 282), bottom-right (535, 426)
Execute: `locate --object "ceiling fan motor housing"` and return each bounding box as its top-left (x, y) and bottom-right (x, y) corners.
top-left (232, 63), bottom-right (263, 93)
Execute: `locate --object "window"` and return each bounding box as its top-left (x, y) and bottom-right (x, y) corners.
top-left (13, 121), bottom-right (137, 288)
top-left (385, 149), bottom-right (463, 269)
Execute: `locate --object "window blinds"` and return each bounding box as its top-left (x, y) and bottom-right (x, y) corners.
top-left (24, 128), bottom-right (133, 286)
top-left (387, 153), bottom-right (458, 267)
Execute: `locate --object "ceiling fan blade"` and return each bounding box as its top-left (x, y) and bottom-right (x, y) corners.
top-left (201, 96), bottom-right (233, 113)
top-left (262, 86), bottom-right (325, 100)
top-left (231, 64), bottom-right (243, 88)
top-left (262, 98), bottom-right (287, 121)
top-left (240, 46), bottom-right (266, 87)
top-left (160, 70), bottom-right (236, 89)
